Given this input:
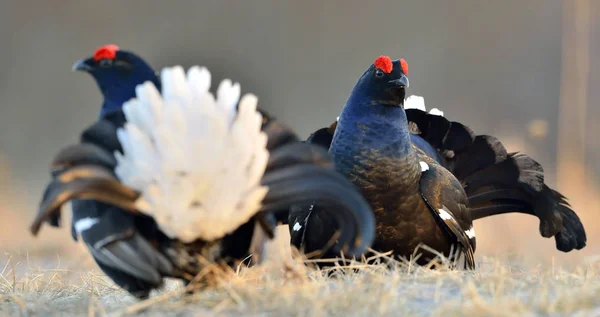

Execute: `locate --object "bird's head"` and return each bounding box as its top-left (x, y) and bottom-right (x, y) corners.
top-left (347, 56), bottom-right (409, 109)
top-left (72, 44), bottom-right (160, 118)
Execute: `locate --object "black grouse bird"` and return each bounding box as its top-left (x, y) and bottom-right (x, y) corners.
top-left (289, 56), bottom-right (586, 269)
top-left (30, 45), bottom-right (376, 298)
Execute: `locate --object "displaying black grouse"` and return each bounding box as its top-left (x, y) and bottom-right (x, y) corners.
top-left (289, 56), bottom-right (586, 269)
top-left (30, 46), bottom-right (376, 298)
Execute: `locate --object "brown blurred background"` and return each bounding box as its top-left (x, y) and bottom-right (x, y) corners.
top-left (0, 0), bottom-right (598, 268)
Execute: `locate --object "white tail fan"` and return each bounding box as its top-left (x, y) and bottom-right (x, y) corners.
top-left (114, 65), bottom-right (270, 243)
top-left (404, 95), bottom-right (444, 117)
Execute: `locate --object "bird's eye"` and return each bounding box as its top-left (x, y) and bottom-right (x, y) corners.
top-left (98, 59), bottom-right (113, 68)
top-left (114, 60), bottom-right (133, 72)
top-left (375, 69), bottom-right (384, 78)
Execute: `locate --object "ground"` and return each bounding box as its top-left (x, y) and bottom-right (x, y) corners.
top-left (1, 239), bottom-right (599, 317)
top-left (2, 186), bottom-right (599, 316)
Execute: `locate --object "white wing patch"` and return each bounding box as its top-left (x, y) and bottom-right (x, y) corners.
top-left (438, 209), bottom-right (453, 220)
top-left (74, 217), bottom-right (99, 235)
top-left (115, 65), bottom-right (269, 243)
top-left (419, 161), bottom-right (430, 172)
top-left (292, 222), bottom-right (302, 231)
top-left (465, 226), bottom-right (476, 239)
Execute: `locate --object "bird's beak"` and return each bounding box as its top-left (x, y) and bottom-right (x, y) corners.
top-left (388, 75), bottom-right (409, 88)
top-left (72, 58), bottom-right (94, 72)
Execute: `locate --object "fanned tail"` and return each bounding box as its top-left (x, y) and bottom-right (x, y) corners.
top-left (405, 97), bottom-right (587, 252)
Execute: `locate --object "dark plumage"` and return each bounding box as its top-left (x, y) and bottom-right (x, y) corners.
top-left (31, 46), bottom-right (376, 298)
top-left (403, 108), bottom-right (585, 253)
top-left (291, 56), bottom-right (586, 269)
top-left (72, 44), bottom-right (160, 118)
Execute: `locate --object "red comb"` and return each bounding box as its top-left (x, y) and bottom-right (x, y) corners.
top-left (93, 44), bottom-right (120, 62)
top-left (374, 56), bottom-right (393, 74)
top-left (400, 58), bottom-right (408, 75)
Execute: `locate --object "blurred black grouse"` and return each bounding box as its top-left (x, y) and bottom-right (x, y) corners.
top-left (31, 45), bottom-right (376, 298)
top-left (289, 56), bottom-right (586, 269)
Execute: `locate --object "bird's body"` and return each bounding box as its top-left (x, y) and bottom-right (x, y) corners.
top-left (291, 56), bottom-right (584, 268)
top-left (332, 107), bottom-right (423, 251)
top-left (327, 65), bottom-right (473, 264)
top-left (32, 45), bottom-right (376, 298)
top-left (66, 46), bottom-right (170, 297)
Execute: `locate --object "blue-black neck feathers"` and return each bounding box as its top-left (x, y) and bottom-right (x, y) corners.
top-left (73, 48), bottom-right (161, 118)
top-left (329, 58), bottom-right (419, 184)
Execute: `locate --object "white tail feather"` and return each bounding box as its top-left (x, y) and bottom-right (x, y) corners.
top-left (429, 108), bottom-right (444, 117)
top-left (404, 95), bottom-right (445, 117)
top-left (404, 95), bottom-right (426, 111)
top-left (115, 65), bottom-right (269, 242)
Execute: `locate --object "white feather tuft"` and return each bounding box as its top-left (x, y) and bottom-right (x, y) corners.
top-left (115, 65), bottom-right (270, 242)
top-left (292, 222), bottom-right (302, 231)
top-left (465, 226), bottom-right (476, 239)
top-left (404, 95), bottom-right (445, 117)
top-left (429, 108), bottom-right (444, 117)
top-left (74, 217), bottom-right (99, 235)
top-left (404, 95), bottom-right (426, 111)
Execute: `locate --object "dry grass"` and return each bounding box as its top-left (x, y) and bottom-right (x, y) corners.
top-left (1, 245), bottom-right (599, 317)
top-left (1, 160), bottom-right (598, 316)
top-left (1, 197), bottom-right (599, 317)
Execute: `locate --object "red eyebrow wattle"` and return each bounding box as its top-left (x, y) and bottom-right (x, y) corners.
top-left (93, 44), bottom-right (120, 61)
top-left (400, 58), bottom-right (408, 75)
top-left (374, 56), bottom-right (393, 74)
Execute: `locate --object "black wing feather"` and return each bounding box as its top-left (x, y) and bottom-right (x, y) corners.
top-left (405, 108), bottom-right (586, 253)
top-left (416, 155), bottom-right (476, 269)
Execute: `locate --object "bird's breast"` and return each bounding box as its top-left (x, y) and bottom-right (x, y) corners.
top-left (329, 138), bottom-right (422, 215)
top-left (329, 120), bottom-right (438, 254)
